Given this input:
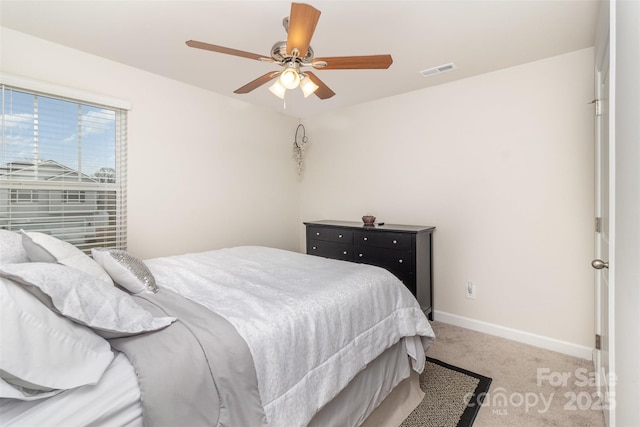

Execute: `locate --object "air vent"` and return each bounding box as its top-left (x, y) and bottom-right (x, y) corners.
top-left (419, 62), bottom-right (457, 78)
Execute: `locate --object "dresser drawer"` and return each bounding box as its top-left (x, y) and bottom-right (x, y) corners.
top-left (395, 272), bottom-right (416, 295)
top-left (354, 245), bottom-right (414, 274)
top-left (307, 240), bottom-right (354, 261)
top-left (353, 231), bottom-right (412, 250)
top-left (307, 226), bottom-right (354, 244)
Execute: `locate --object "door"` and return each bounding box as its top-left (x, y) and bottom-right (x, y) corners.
top-left (593, 2), bottom-right (615, 425)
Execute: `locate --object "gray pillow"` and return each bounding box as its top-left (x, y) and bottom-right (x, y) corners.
top-left (0, 262), bottom-right (176, 339)
top-left (92, 248), bottom-right (158, 294)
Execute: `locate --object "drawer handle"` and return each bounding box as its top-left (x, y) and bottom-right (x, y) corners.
top-left (358, 253), bottom-right (363, 257)
top-left (363, 237), bottom-right (368, 241)
top-left (312, 246), bottom-right (317, 250)
top-left (316, 232), bottom-right (320, 236)
top-left (398, 259), bottom-right (403, 263)
top-left (393, 240), bottom-right (397, 244)
top-left (343, 251), bottom-right (348, 255)
top-left (338, 234), bottom-right (343, 238)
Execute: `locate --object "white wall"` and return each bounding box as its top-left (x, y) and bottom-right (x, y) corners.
top-left (301, 48), bottom-right (595, 350)
top-left (1, 28), bottom-right (300, 259)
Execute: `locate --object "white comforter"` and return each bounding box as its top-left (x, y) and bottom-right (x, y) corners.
top-left (145, 246), bottom-right (435, 426)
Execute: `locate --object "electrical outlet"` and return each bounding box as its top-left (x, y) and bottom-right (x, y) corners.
top-left (466, 281), bottom-right (476, 299)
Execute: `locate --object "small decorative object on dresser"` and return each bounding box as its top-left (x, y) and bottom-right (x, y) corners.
top-left (362, 215), bottom-right (376, 226)
top-left (304, 220), bottom-right (435, 320)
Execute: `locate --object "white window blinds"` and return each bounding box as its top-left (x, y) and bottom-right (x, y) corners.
top-left (1, 82), bottom-right (128, 253)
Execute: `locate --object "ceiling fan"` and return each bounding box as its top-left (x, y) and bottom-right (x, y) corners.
top-left (186, 2), bottom-right (393, 100)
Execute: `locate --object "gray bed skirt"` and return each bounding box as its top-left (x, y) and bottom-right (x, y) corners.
top-left (310, 339), bottom-right (424, 427)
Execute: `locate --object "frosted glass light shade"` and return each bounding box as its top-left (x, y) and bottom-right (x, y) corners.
top-left (279, 68), bottom-right (300, 89)
top-left (269, 80), bottom-right (286, 99)
top-left (300, 76), bottom-right (319, 98)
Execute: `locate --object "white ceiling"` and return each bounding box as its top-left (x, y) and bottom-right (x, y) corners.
top-left (1, 0), bottom-right (599, 118)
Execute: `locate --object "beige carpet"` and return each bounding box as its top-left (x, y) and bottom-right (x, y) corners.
top-left (426, 321), bottom-right (606, 427)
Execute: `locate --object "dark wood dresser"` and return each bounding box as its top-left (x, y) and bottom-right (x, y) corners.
top-left (304, 220), bottom-right (435, 319)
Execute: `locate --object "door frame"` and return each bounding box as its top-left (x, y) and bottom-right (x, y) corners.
top-left (593, 1), bottom-right (615, 425)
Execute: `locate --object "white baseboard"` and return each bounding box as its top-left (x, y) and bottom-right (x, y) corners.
top-left (433, 310), bottom-right (593, 360)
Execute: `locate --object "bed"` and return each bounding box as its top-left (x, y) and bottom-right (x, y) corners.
top-left (0, 230), bottom-right (435, 426)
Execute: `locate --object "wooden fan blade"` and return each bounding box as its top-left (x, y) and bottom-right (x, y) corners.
top-left (305, 72), bottom-right (335, 99)
top-left (313, 55), bottom-right (393, 70)
top-left (186, 40), bottom-right (266, 61)
top-left (286, 3), bottom-right (321, 57)
top-left (234, 72), bottom-right (279, 94)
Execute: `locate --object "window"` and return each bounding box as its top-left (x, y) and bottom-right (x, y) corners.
top-left (63, 190), bottom-right (86, 203)
top-left (10, 189), bottom-right (38, 203)
top-left (1, 80), bottom-right (128, 253)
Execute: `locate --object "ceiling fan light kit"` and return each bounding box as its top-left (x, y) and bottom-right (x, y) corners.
top-left (186, 2), bottom-right (393, 101)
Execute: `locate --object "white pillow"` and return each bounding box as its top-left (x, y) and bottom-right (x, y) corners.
top-left (20, 231), bottom-right (114, 286)
top-left (0, 263), bottom-right (176, 339)
top-left (0, 377), bottom-right (62, 401)
top-left (0, 277), bottom-right (114, 400)
top-left (92, 248), bottom-right (158, 294)
top-left (0, 230), bottom-right (29, 264)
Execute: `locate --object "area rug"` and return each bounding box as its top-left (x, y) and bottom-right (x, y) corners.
top-left (400, 357), bottom-right (492, 427)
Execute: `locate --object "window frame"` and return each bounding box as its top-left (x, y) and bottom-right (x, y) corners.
top-left (1, 74), bottom-right (130, 253)
top-left (10, 189), bottom-right (38, 203)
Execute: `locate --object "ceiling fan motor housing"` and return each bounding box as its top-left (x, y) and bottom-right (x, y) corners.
top-left (271, 41), bottom-right (314, 64)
